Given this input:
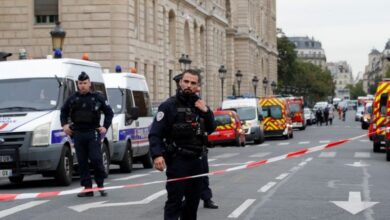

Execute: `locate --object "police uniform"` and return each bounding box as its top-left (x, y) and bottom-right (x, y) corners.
top-left (60, 72), bottom-right (113, 197)
top-left (149, 90), bottom-right (215, 220)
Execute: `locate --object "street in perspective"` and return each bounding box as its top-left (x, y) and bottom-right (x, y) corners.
top-left (0, 112), bottom-right (389, 219)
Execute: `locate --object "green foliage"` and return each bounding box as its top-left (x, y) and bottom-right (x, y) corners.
top-left (346, 80), bottom-right (366, 99)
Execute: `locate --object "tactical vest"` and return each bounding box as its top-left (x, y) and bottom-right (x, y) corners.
top-left (70, 94), bottom-right (101, 125)
top-left (170, 99), bottom-right (207, 157)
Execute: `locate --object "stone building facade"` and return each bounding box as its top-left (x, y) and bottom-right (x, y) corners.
top-left (327, 61), bottom-right (353, 99)
top-left (288, 36), bottom-right (327, 69)
top-left (0, 0), bottom-right (277, 109)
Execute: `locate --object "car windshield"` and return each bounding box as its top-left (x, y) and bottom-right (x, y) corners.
top-left (262, 105), bottom-right (282, 119)
top-left (304, 108), bottom-right (310, 114)
top-left (0, 78), bottom-right (60, 112)
top-left (215, 114), bottom-right (233, 126)
top-left (107, 88), bottom-right (123, 114)
top-left (367, 105), bottom-right (372, 114)
top-left (290, 103), bottom-right (301, 113)
top-left (235, 107), bottom-right (256, 120)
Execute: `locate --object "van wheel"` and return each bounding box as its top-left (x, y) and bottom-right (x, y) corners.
top-left (54, 146), bottom-right (73, 186)
top-left (373, 142), bottom-right (381, 153)
top-left (140, 151), bottom-right (153, 169)
top-left (9, 175), bottom-right (24, 184)
top-left (102, 143), bottom-right (110, 176)
top-left (120, 146), bottom-right (133, 173)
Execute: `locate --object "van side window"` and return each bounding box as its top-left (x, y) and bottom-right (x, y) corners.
top-left (91, 82), bottom-right (108, 100)
top-left (133, 91), bottom-right (152, 117)
top-left (380, 93), bottom-right (388, 116)
top-left (64, 79), bottom-right (75, 101)
top-left (125, 89), bottom-right (134, 113)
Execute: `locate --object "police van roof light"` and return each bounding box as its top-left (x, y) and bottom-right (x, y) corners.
top-left (115, 65), bottom-right (122, 73)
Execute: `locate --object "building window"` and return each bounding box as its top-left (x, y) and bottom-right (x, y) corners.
top-left (34, 0), bottom-right (58, 24)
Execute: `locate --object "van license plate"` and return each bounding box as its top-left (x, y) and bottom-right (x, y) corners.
top-left (0, 170), bottom-right (12, 177)
top-left (0, 155), bottom-right (13, 162)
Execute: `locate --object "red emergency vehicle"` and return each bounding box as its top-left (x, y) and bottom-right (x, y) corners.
top-left (285, 96), bottom-right (306, 130)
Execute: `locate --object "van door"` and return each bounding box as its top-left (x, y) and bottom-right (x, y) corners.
top-left (132, 90), bottom-right (152, 156)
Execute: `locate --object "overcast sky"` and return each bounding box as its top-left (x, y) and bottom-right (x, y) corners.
top-left (277, 0), bottom-right (390, 78)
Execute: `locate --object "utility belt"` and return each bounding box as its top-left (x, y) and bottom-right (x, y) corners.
top-left (166, 143), bottom-right (205, 159)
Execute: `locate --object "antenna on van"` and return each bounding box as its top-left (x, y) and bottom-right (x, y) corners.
top-left (118, 86), bottom-right (124, 96)
top-left (54, 75), bottom-right (63, 87)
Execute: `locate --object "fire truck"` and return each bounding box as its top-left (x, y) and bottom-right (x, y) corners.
top-left (285, 96), bottom-right (306, 130)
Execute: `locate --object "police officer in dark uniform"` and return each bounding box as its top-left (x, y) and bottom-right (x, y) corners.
top-left (60, 72), bottom-right (113, 197)
top-left (149, 69), bottom-right (216, 220)
top-left (173, 73), bottom-right (218, 210)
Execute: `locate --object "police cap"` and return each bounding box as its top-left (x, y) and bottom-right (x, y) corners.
top-left (78, 71), bottom-right (90, 81)
top-left (173, 73), bottom-right (183, 83)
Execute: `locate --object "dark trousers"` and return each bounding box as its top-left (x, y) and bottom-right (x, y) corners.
top-left (73, 130), bottom-right (106, 188)
top-left (200, 155), bottom-right (212, 201)
top-left (165, 155), bottom-right (204, 220)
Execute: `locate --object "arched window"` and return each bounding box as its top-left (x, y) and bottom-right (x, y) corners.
top-left (168, 10), bottom-right (176, 56)
top-left (194, 21), bottom-right (198, 64)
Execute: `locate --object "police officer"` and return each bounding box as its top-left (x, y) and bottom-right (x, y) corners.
top-left (60, 72), bottom-right (114, 197)
top-left (173, 73), bottom-right (219, 209)
top-left (149, 69), bottom-right (216, 220)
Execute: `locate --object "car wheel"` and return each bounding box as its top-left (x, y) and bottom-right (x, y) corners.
top-left (120, 145), bottom-right (133, 173)
top-left (373, 142), bottom-right (381, 153)
top-left (140, 151), bottom-right (153, 169)
top-left (9, 175), bottom-right (24, 184)
top-left (54, 146), bottom-right (73, 186)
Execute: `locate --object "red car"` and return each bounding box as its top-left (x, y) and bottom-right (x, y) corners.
top-left (208, 110), bottom-right (246, 147)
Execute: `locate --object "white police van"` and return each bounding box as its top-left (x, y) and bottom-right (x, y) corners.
top-left (222, 97), bottom-right (265, 144)
top-left (0, 58), bottom-right (113, 186)
top-left (103, 72), bottom-right (153, 172)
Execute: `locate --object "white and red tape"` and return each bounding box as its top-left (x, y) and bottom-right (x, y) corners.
top-left (0, 132), bottom-right (370, 202)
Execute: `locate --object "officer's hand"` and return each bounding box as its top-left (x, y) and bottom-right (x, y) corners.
top-left (195, 100), bottom-right (208, 113)
top-left (153, 156), bottom-right (166, 172)
top-left (63, 124), bottom-right (73, 136)
top-left (97, 127), bottom-right (107, 134)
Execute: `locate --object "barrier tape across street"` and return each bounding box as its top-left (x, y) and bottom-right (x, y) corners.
top-left (0, 131), bottom-right (372, 202)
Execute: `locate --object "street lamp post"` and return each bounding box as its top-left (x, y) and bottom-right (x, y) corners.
top-left (218, 65), bottom-right (227, 102)
top-left (50, 21), bottom-right (66, 58)
top-left (271, 81), bottom-right (277, 95)
top-left (179, 54), bottom-right (186, 71)
top-left (184, 54), bottom-right (192, 70)
top-left (235, 70), bottom-right (243, 96)
top-left (251, 76), bottom-right (259, 97)
top-left (262, 77), bottom-right (269, 96)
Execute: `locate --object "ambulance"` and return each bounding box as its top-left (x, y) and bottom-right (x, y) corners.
top-left (0, 58), bottom-right (113, 185)
top-left (285, 96), bottom-right (306, 130)
top-left (260, 97), bottom-right (293, 139)
top-left (103, 71), bottom-right (153, 172)
top-left (371, 79), bottom-right (390, 153)
top-left (221, 98), bottom-right (265, 144)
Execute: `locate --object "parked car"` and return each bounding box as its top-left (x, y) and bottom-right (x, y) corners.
top-left (304, 107), bottom-right (316, 125)
top-left (361, 101), bottom-right (372, 130)
top-left (313, 101), bottom-right (328, 112)
top-left (355, 105), bottom-right (364, 121)
top-left (208, 110), bottom-right (246, 147)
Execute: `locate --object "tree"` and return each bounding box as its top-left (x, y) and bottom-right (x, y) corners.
top-left (346, 80), bottom-right (366, 99)
top-left (277, 36), bottom-right (298, 84)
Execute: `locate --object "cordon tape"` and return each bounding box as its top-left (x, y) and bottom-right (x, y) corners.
top-left (0, 131), bottom-right (374, 202)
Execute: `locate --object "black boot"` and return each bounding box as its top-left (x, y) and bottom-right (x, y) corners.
top-left (99, 190), bottom-right (108, 197)
top-left (77, 188), bottom-right (94, 197)
top-left (204, 199), bottom-right (219, 209)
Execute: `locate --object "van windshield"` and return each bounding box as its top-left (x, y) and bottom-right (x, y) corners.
top-left (234, 107), bottom-right (256, 120)
top-left (0, 78), bottom-right (60, 112)
top-left (289, 103), bottom-right (301, 113)
top-left (107, 88), bottom-right (123, 114)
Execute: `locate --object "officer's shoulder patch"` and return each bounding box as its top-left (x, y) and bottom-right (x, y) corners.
top-left (156, 111), bottom-right (164, 122)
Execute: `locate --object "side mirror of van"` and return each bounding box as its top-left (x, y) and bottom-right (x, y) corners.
top-left (126, 107), bottom-right (139, 121)
top-left (258, 114), bottom-right (263, 121)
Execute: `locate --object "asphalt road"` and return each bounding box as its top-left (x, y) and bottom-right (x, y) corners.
top-left (1, 110), bottom-right (390, 220)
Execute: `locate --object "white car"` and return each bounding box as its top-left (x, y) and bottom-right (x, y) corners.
top-left (355, 106), bottom-right (364, 121)
top-left (313, 101), bottom-right (328, 112)
top-left (304, 107), bottom-right (316, 125)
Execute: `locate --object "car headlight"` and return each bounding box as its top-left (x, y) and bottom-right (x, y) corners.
top-left (32, 122), bottom-right (51, 146)
top-left (112, 123), bottom-right (119, 142)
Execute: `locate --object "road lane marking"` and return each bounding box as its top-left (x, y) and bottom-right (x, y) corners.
top-left (354, 152), bottom-right (370, 158)
top-left (0, 200), bottom-right (49, 218)
top-left (359, 139), bottom-right (369, 142)
top-left (298, 141), bottom-right (310, 144)
top-left (318, 152), bottom-right (336, 158)
top-left (249, 152), bottom-right (270, 158)
top-left (319, 140), bottom-right (330, 143)
top-left (214, 153), bottom-right (239, 159)
top-left (113, 174), bottom-right (150, 181)
top-left (275, 173), bottom-right (289, 180)
top-left (208, 158), bottom-right (217, 162)
top-left (257, 143), bottom-right (269, 147)
top-left (298, 161), bottom-right (307, 166)
top-left (228, 199), bottom-right (256, 218)
top-left (258, 182), bottom-right (277, 193)
top-left (278, 142), bottom-right (289, 146)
